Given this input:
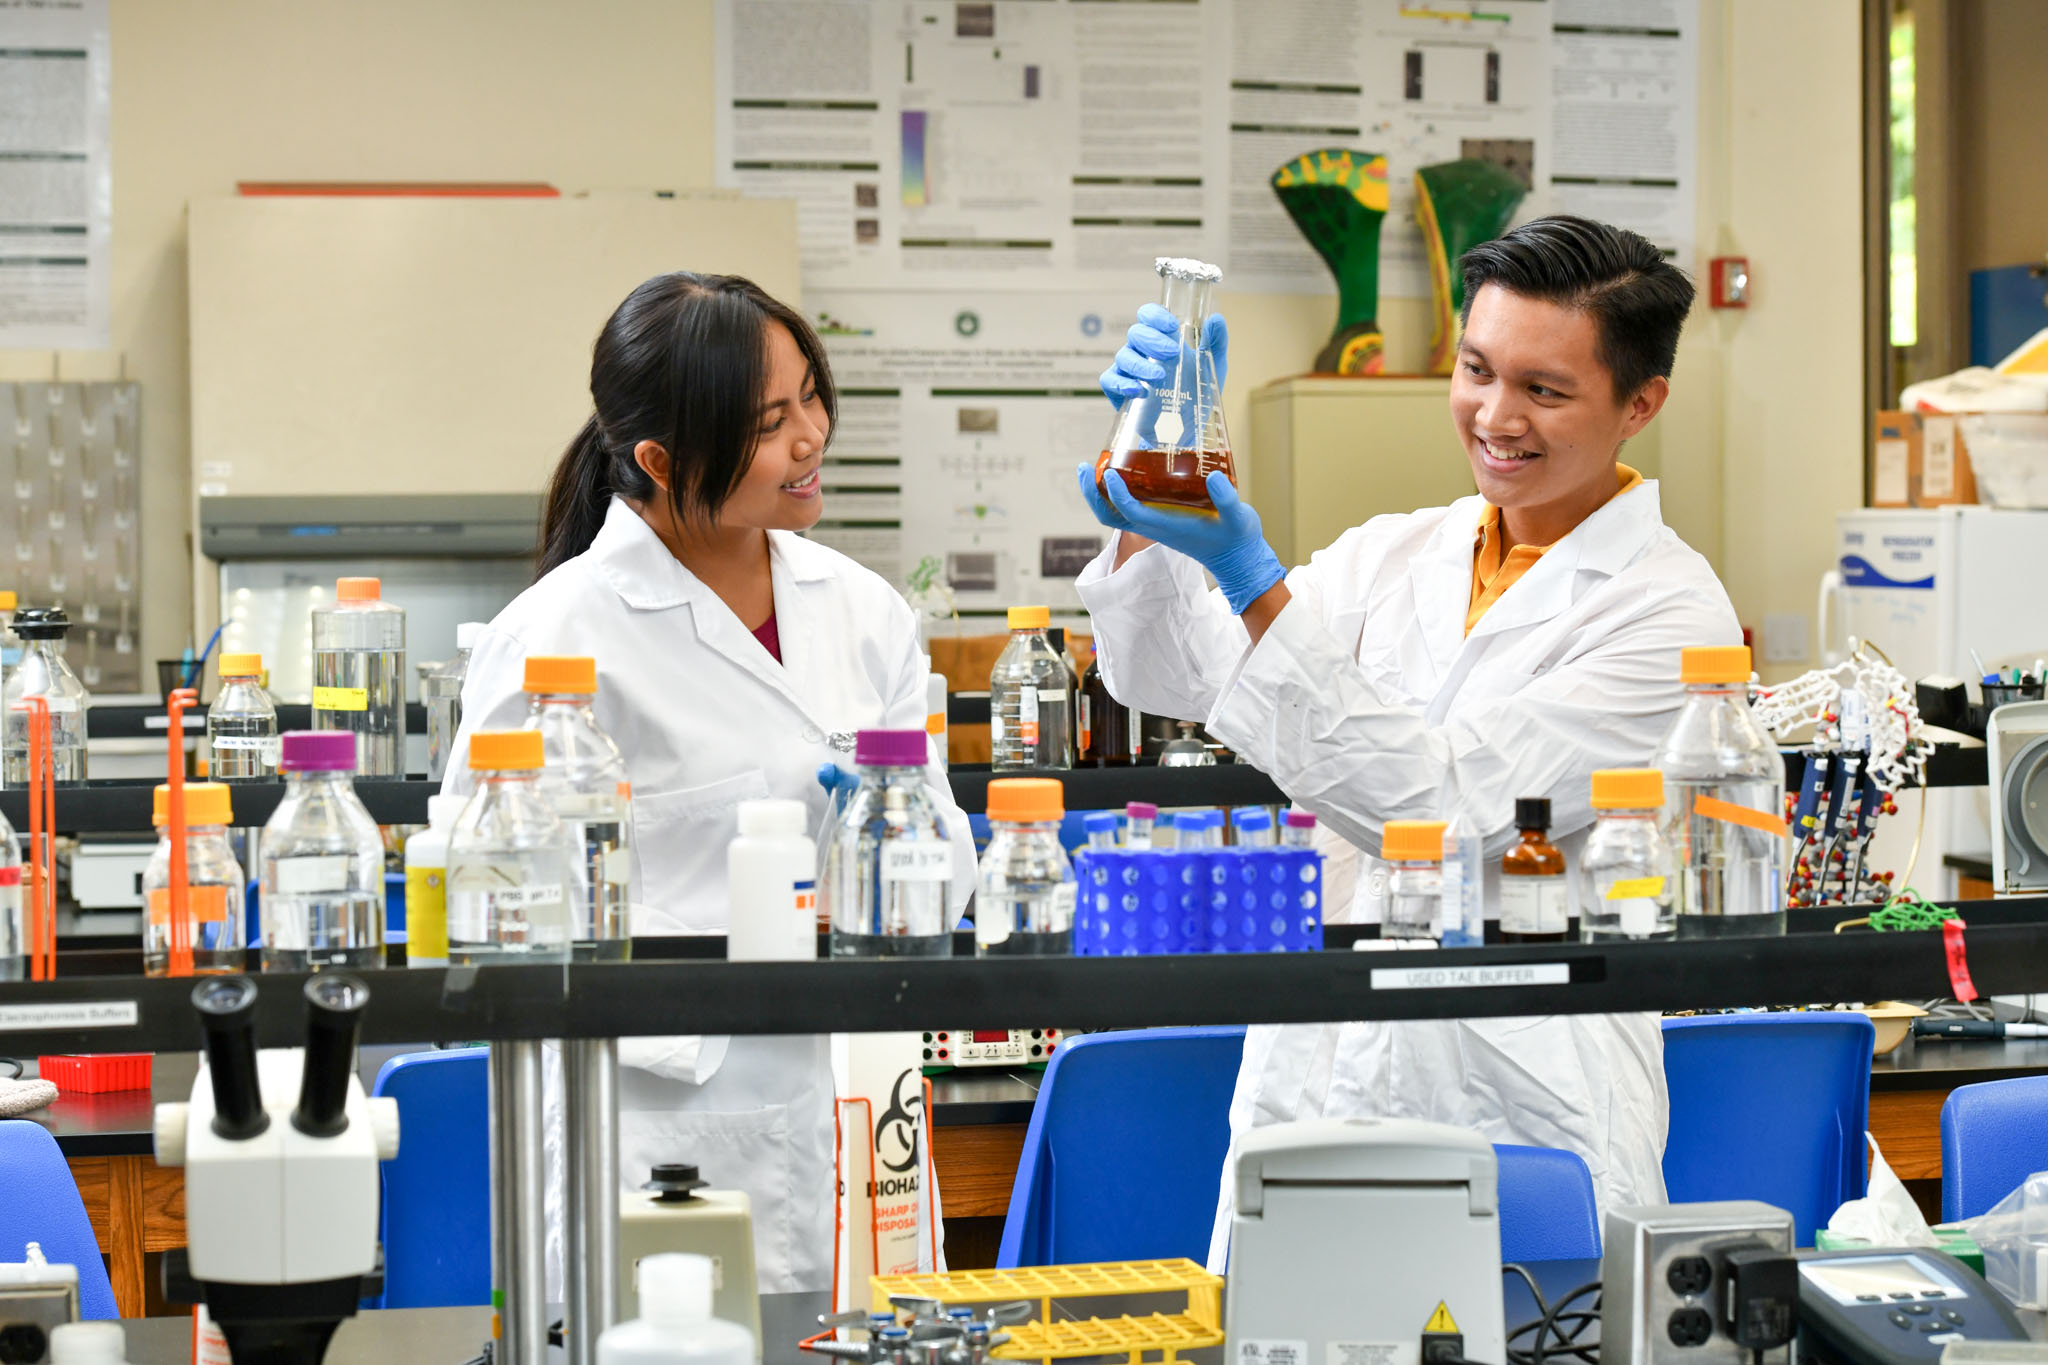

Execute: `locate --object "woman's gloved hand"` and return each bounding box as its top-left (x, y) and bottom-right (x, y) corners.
top-left (816, 763), bottom-right (860, 800)
top-left (1074, 466), bottom-right (1284, 615)
top-left (1100, 304), bottom-right (1229, 408)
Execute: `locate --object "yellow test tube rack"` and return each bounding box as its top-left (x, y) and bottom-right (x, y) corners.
top-left (870, 1259), bottom-right (1224, 1365)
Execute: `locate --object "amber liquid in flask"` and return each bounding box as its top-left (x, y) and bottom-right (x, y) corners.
top-left (1098, 256), bottom-right (1236, 515)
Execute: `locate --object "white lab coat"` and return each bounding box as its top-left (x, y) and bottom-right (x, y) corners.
top-left (1075, 478), bottom-right (1741, 1267)
top-left (444, 496), bottom-right (974, 1294)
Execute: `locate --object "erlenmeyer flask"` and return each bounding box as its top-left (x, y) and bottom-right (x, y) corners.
top-left (1097, 257), bottom-right (1235, 514)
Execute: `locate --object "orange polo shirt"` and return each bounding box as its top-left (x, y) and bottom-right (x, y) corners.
top-left (1466, 464), bottom-right (1644, 634)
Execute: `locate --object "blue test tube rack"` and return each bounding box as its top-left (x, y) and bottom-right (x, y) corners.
top-left (1072, 847), bottom-right (1324, 955)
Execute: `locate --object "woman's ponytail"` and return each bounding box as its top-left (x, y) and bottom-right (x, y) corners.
top-left (535, 414), bottom-right (614, 579)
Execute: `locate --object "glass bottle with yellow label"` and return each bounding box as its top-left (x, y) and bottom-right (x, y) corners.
top-left (310, 576), bottom-right (406, 777)
top-left (1580, 769), bottom-right (1676, 942)
top-left (143, 782), bottom-right (245, 975)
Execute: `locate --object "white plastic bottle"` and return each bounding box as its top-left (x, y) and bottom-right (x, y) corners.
top-left (404, 794), bottom-right (463, 968)
top-left (726, 799), bottom-right (817, 962)
top-left (48, 1320), bottom-right (129, 1364)
top-left (597, 1253), bottom-right (753, 1365)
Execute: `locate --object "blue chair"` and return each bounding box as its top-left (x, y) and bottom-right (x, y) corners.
top-left (370, 1048), bottom-right (490, 1308)
top-left (0, 1121), bottom-right (117, 1319)
top-left (1495, 1144), bottom-right (1601, 1262)
top-left (1661, 1013), bottom-right (1874, 1244)
top-left (1941, 1075), bottom-right (2048, 1222)
top-left (997, 1027), bottom-right (1245, 1266)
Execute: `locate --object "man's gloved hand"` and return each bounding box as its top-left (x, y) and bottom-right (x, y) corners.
top-left (1099, 304), bottom-right (1230, 410)
top-left (1074, 466), bottom-right (1285, 615)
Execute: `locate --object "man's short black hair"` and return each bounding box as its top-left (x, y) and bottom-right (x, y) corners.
top-left (1458, 215), bottom-right (1695, 402)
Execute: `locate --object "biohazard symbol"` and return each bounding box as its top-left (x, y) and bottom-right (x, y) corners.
top-left (874, 1066), bottom-right (924, 1174)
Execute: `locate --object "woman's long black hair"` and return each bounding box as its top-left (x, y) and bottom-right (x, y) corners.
top-left (536, 272), bottom-right (837, 578)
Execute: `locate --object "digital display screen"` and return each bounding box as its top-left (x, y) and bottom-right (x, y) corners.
top-left (971, 1030), bottom-right (1011, 1044)
top-left (1800, 1256), bottom-right (1957, 1305)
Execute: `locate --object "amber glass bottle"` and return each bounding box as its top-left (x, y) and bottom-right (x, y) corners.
top-left (1500, 796), bottom-right (1569, 944)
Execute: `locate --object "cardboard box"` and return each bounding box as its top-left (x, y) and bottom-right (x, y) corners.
top-left (1872, 409), bottom-right (1979, 507)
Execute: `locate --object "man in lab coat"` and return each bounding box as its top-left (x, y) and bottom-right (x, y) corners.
top-left (1075, 216), bottom-right (1741, 1264)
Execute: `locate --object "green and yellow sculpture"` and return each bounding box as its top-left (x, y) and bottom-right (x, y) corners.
top-left (1271, 149), bottom-right (1389, 376)
top-left (1415, 158), bottom-right (1528, 375)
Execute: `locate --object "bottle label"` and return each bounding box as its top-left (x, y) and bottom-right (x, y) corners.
top-left (0, 865), bottom-right (18, 889)
top-left (1605, 876), bottom-right (1665, 900)
top-left (491, 884), bottom-right (565, 912)
top-left (1499, 876), bottom-right (1568, 934)
top-left (1439, 862), bottom-right (1464, 933)
top-left (1018, 687), bottom-right (1039, 746)
top-left (312, 685), bottom-right (368, 712)
top-left (1079, 694), bottom-right (1093, 752)
top-left (795, 878), bottom-right (817, 925)
top-left (210, 734), bottom-right (273, 750)
top-left (147, 883), bottom-right (232, 927)
top-left (273, 855), bottom-right (351, 894)
top-left (406, 865), bottom-right (448, 959)
top-left (881, 841), bottom-right (952, 882)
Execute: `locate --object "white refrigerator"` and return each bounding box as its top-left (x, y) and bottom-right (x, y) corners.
top-left (1821, 507), bottom-right (2048, 894)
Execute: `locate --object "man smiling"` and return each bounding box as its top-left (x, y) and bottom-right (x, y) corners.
top-left (1074, 216), bottom-right (1741, 1264)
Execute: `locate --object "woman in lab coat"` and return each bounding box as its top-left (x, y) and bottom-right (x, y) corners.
top-left (1076, 217), bottom-right (1741, 1264)
top-left (444, 271), bottom-right (973, 1293)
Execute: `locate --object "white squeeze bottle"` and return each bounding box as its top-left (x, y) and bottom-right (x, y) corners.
top-left (597, 1253), bottom-right (753, 1365)
top-left (48, 1321), bottom-right (129, 1363)
top-left (726, 799), bottom-right (817, 962)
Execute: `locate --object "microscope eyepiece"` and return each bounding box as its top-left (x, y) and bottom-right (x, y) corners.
top-left (292, 973), bottom-right (368, 1138)
top-left (192, 977), bottom-right (267, 1140)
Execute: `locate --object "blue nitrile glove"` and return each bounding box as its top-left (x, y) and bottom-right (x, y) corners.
top-left (1099, 303), bottom-right (1230, 409)
top-left (1075, 466), bottom-right (1285, 615)
top-left (817, 763), bottom-right (861, 800)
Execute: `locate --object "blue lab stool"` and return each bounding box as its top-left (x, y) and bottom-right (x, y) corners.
top-left (1941, 1074), bottom-right (2048, 1222)
top-left (370, 1048), bottom-right (490, 1308)
top-left (1495, 1144), bottom-right (1602, 1262)
top-left (997, 1026), bottom-right (1245, 1267)
top-left (0, 1121), bottom-right (118, 1319)
top-left (1661, 1013), bottom-right (1874, 1244)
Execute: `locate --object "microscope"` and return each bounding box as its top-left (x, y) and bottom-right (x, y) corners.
top-left (153, 976), bottom-right (399, 1365)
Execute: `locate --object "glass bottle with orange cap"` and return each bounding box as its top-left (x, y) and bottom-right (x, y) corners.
top-left (447, 729), bottom-right (579, 965)
top-left (1382, 819), bottom-right (1446, 940)
top-left (310, 576), bottom-right (406, 777)
top-left (0, 588), bottom-right (21, 673)
top-left (207, 652), bottom-right (278, 782)
top-left (142, 782), bottom-right (245, 975)
top-left (522, 656), bottom-right (632, 959)
top-left (990, 606), bottom-right (1074, 771)
top-left (1580, 768), bottom-right (1676, 942)
top-left (975, 777), bottom-right (1074, 956)
top-left (1654, 645), bottom-right (1786, 936)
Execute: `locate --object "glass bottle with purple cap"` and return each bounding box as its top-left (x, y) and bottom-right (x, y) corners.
top-left (820, 728), bottom-right (953, 958)
top-left (259, 730), bottom-right (386, 972)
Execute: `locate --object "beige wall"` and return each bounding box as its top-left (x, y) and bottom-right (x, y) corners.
top-left (0, 0), bottom-right (719, 671)
top-left (0, 0), bottom-right (1870, 679)
top-left (1955, 0), bottom-right (2048, 273)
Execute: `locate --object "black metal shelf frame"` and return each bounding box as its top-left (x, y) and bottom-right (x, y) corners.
top-left (1, 898), bottom-right (2045, 1056)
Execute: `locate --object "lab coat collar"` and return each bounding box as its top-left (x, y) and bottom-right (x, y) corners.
top-left (587, 495), bottom-right (834, 723)
top-left (589, 495), bottom-right (837, 609)
top-left (1462, 478), bottom-right (1668, 642)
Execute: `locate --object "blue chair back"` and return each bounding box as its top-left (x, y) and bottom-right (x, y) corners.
top-left (1661, 1013), bottom-right (1874, 1244)
top-left (1941, 1075), bottom-right (2048, 1222)
top-left (0, 1121), bottom-right (117, 1319)
top-left (1495, 1144), bottom-right (1601, 1261)
top-left (997, 1027), bottom-right (1244, 1266)
top-left (371, 1048), bottom-right (490, 1308)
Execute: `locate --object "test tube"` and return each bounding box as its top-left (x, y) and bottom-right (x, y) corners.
top-left (1124, 801), bottom-right (1157, 849)
top-left (1204, 811), bottom-right (1227, 848)
top-left (1083, 811), bottom-right (1120, 850)
top-left (1173, 812), bottom-right (1206, 850)
top-left (1234, 807), bottom-right (1275, 847)
top-left (1281, 809), bottom-right (1317, 848)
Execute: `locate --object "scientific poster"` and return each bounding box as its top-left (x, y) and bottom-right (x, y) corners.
top-left (715, 0), bottom-right (1229, 292)
top-left (807, 289), bottom-right (1124, 613)
top-left (1549, 0), bottom-right (1699, 266)
top-left (0, 0), bottom-right (111, 348)
top-left (1226, 0), bottom-right (1553, 298)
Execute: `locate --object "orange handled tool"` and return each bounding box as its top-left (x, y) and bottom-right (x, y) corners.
top-left (15, 697), bottom-right (56, 981)
top-left (165, 687), bottom-right (199, 976)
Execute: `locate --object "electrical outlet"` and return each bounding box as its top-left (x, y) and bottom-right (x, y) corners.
top-left (1762, 614), bottom-right (1809, 665)
top-left (1602, 1202), bottom-right (1796, 1365)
